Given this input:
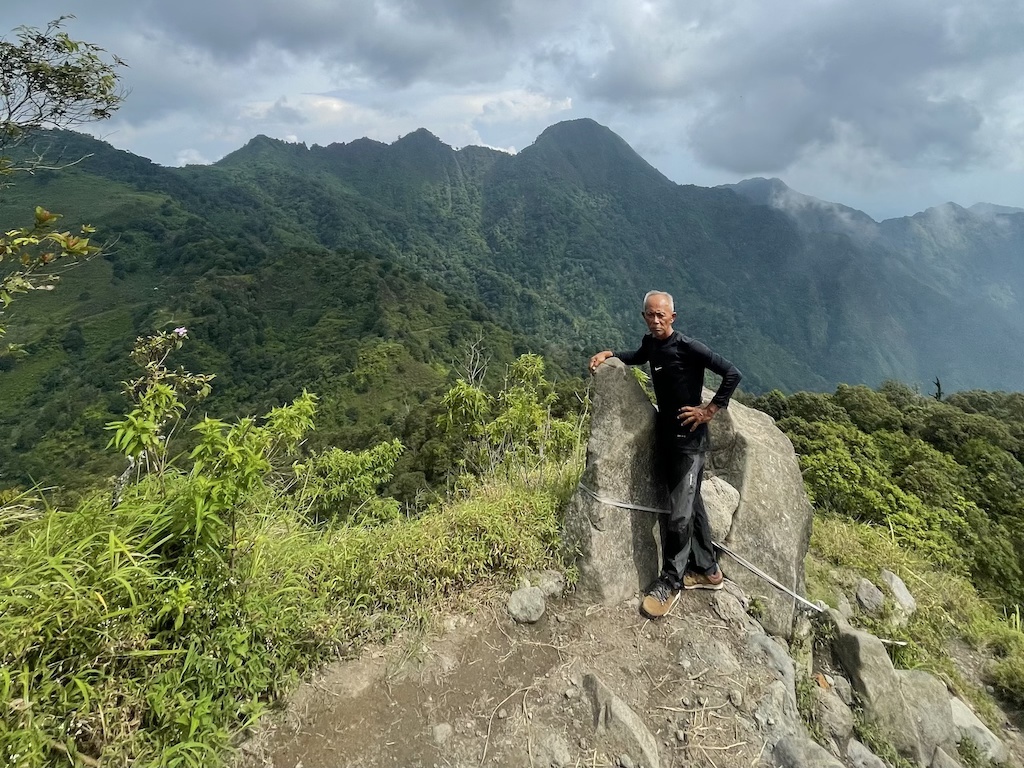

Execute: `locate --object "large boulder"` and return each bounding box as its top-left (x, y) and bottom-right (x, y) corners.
top-left (562, 363), bottom-right (814, 638)
top-left (706, 388), bottom-right (814, 638)
top-left (828, 610), bottom-right (961, 766)
top-left (562, 359), bottom-right (663, 603)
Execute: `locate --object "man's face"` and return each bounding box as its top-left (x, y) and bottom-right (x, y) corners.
top-left (642, 295), bottom-right (676, 340)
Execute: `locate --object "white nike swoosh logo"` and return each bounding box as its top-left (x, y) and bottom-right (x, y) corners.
top-left (654, 366), bottom-right (663, 371)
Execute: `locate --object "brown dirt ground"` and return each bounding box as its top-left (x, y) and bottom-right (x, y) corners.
top-left (235, 582), bottom-right (784, 768)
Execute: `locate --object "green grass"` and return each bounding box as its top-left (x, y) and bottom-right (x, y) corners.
top-left (0, 467), bottom-right (573, 767)
top-left (807, 514), bottom-right (1024, 727)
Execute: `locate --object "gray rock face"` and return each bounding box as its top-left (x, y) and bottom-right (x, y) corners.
top-left (931, 746), bottom-right (966, 768)
top-left (898, 670), bottom-right (957, 760)
top-left (701, 474), bottom-right (739, 541)
top-left (563, 359), bottom-right (662, 603)
top-left (811, 685), bottom-right (854, 753)
top-left (846, 738), bottom-right (887, 768)
top-left (707, 389), bottom-right (814, 639)
top-left (562, 364), bottom-right (814, 639)
top-left (507, 586), bottom-right (546, 624)
top-left (949, 697), bottom-right (1009, 764)
top-left (583, 673), bottom-right (660, 768)
top-left (856, 578), bottom-right (885, 615)
top-left (881, 569), bottom-right (917, 620)
top-left (773, 734), bottom-right (846, 768)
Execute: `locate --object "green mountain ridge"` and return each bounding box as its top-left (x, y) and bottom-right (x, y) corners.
top-left (1, 119), bottom-right (1022, 491)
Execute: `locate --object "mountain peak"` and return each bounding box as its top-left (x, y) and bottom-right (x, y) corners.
top-left (394, 128), bottom-right (448, 148)
top-left (522, 118), bottom-right (669, 187)
top-left (723, 177), bottom-right (793, 205)
top-left (969, 202), bottom-right (1024, 218)
top-left (532, 118), bottom-right (626, 149)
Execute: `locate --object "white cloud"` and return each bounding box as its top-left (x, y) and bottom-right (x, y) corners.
top-left (2, 0), bottom-right (1023, 217)
top-left (175, 148), bottom-right (210, 166)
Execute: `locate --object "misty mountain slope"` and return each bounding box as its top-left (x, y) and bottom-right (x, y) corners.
top-left (726, 177), bottom-right (1024, 390)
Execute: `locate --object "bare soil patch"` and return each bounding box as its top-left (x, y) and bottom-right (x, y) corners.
top-left (237, 583), bottom-right (783, 768)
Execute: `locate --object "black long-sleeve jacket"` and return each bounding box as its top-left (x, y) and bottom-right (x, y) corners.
top-left (614, 331), bottom-right (742, 452)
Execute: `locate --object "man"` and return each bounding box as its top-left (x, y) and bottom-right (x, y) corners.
top-left (589, 290), bottom-right (742, 619)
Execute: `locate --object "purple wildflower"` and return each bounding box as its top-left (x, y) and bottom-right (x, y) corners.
top-left (173, 327), bottom-right (188, 337)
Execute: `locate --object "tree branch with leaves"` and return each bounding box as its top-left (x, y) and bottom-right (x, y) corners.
top-left (0, 16), bottom-right (126, 345)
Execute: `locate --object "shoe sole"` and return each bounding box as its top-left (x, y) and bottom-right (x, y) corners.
top-left (639, 592), bottom-right (679, 619)
top-left (683, 581), bottom-right (724, 591)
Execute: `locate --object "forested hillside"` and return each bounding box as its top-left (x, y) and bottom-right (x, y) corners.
top-left (745, 384), bottom-right (1024, 606)
top-left (2, 121), bottom-right (1023, 492)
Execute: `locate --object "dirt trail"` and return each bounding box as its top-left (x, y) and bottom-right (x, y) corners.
top-left (237, 584), bottom-right (781, 768)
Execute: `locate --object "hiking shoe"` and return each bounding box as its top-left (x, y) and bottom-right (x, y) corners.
top-left (640, 577), bottom-right (679, 619)
top-left (683, 567), bottom-right (724, 591)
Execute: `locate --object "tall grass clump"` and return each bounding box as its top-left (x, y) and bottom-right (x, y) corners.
top-left (1, 338), bottom-right (585, 766)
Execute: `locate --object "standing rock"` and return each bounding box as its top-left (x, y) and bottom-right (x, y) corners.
top-left (507, 586), bottom-right (546, 624)
top-left (562, 361), bottom-right (814, 640)
top-left (563, 359), bottom-right (662, 603)
top-left (949, 697), bottom-right (1009, 764)
top-left (707, 388), bottom-right (814, 640)
top-left (855, 579), bottom-right (885, 616)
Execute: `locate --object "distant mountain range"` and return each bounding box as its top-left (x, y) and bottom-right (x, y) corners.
top-left (1, 119), bottom-right (1022, 488)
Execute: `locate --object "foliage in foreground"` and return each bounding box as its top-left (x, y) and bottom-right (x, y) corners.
top-left (807, 516), bottom-right (1024, 719)
top-left (747, 383), bottom-right (1024, 607)
top-left (750, 383), bottom-right (1024, 719)
top-left (1, 16), bottom-right (126, 345)
top-left (0, 339), bottom-right (584, 767)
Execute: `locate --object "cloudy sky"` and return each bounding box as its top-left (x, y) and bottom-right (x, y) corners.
top-left (6, 0), bottom-right (1024, 220)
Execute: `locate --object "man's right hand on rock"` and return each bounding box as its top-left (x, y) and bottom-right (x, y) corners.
top-left (589, 350), bottom-right (613, 374)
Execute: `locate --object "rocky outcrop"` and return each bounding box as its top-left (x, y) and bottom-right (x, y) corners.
top-left (706, 387), bottom-right (814, 638)
top-left (562, 360), bottom-right (814, 638)
top-left (563, 359), bottom-right (662, 603)
top-left (824, 609), bottom-right (983, 766)
top-left (950, 696), bottom-right (1010, 764)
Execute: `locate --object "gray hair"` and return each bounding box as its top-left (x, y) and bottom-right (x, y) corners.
top-left (643, 290), bottom-right (675, 312)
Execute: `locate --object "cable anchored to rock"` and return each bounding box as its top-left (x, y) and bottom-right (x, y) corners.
top-left (576, 483), bottom-right (822, 614)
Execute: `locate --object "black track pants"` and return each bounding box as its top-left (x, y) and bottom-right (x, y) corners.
top-left (659, 449), bottom-right (717, 587)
